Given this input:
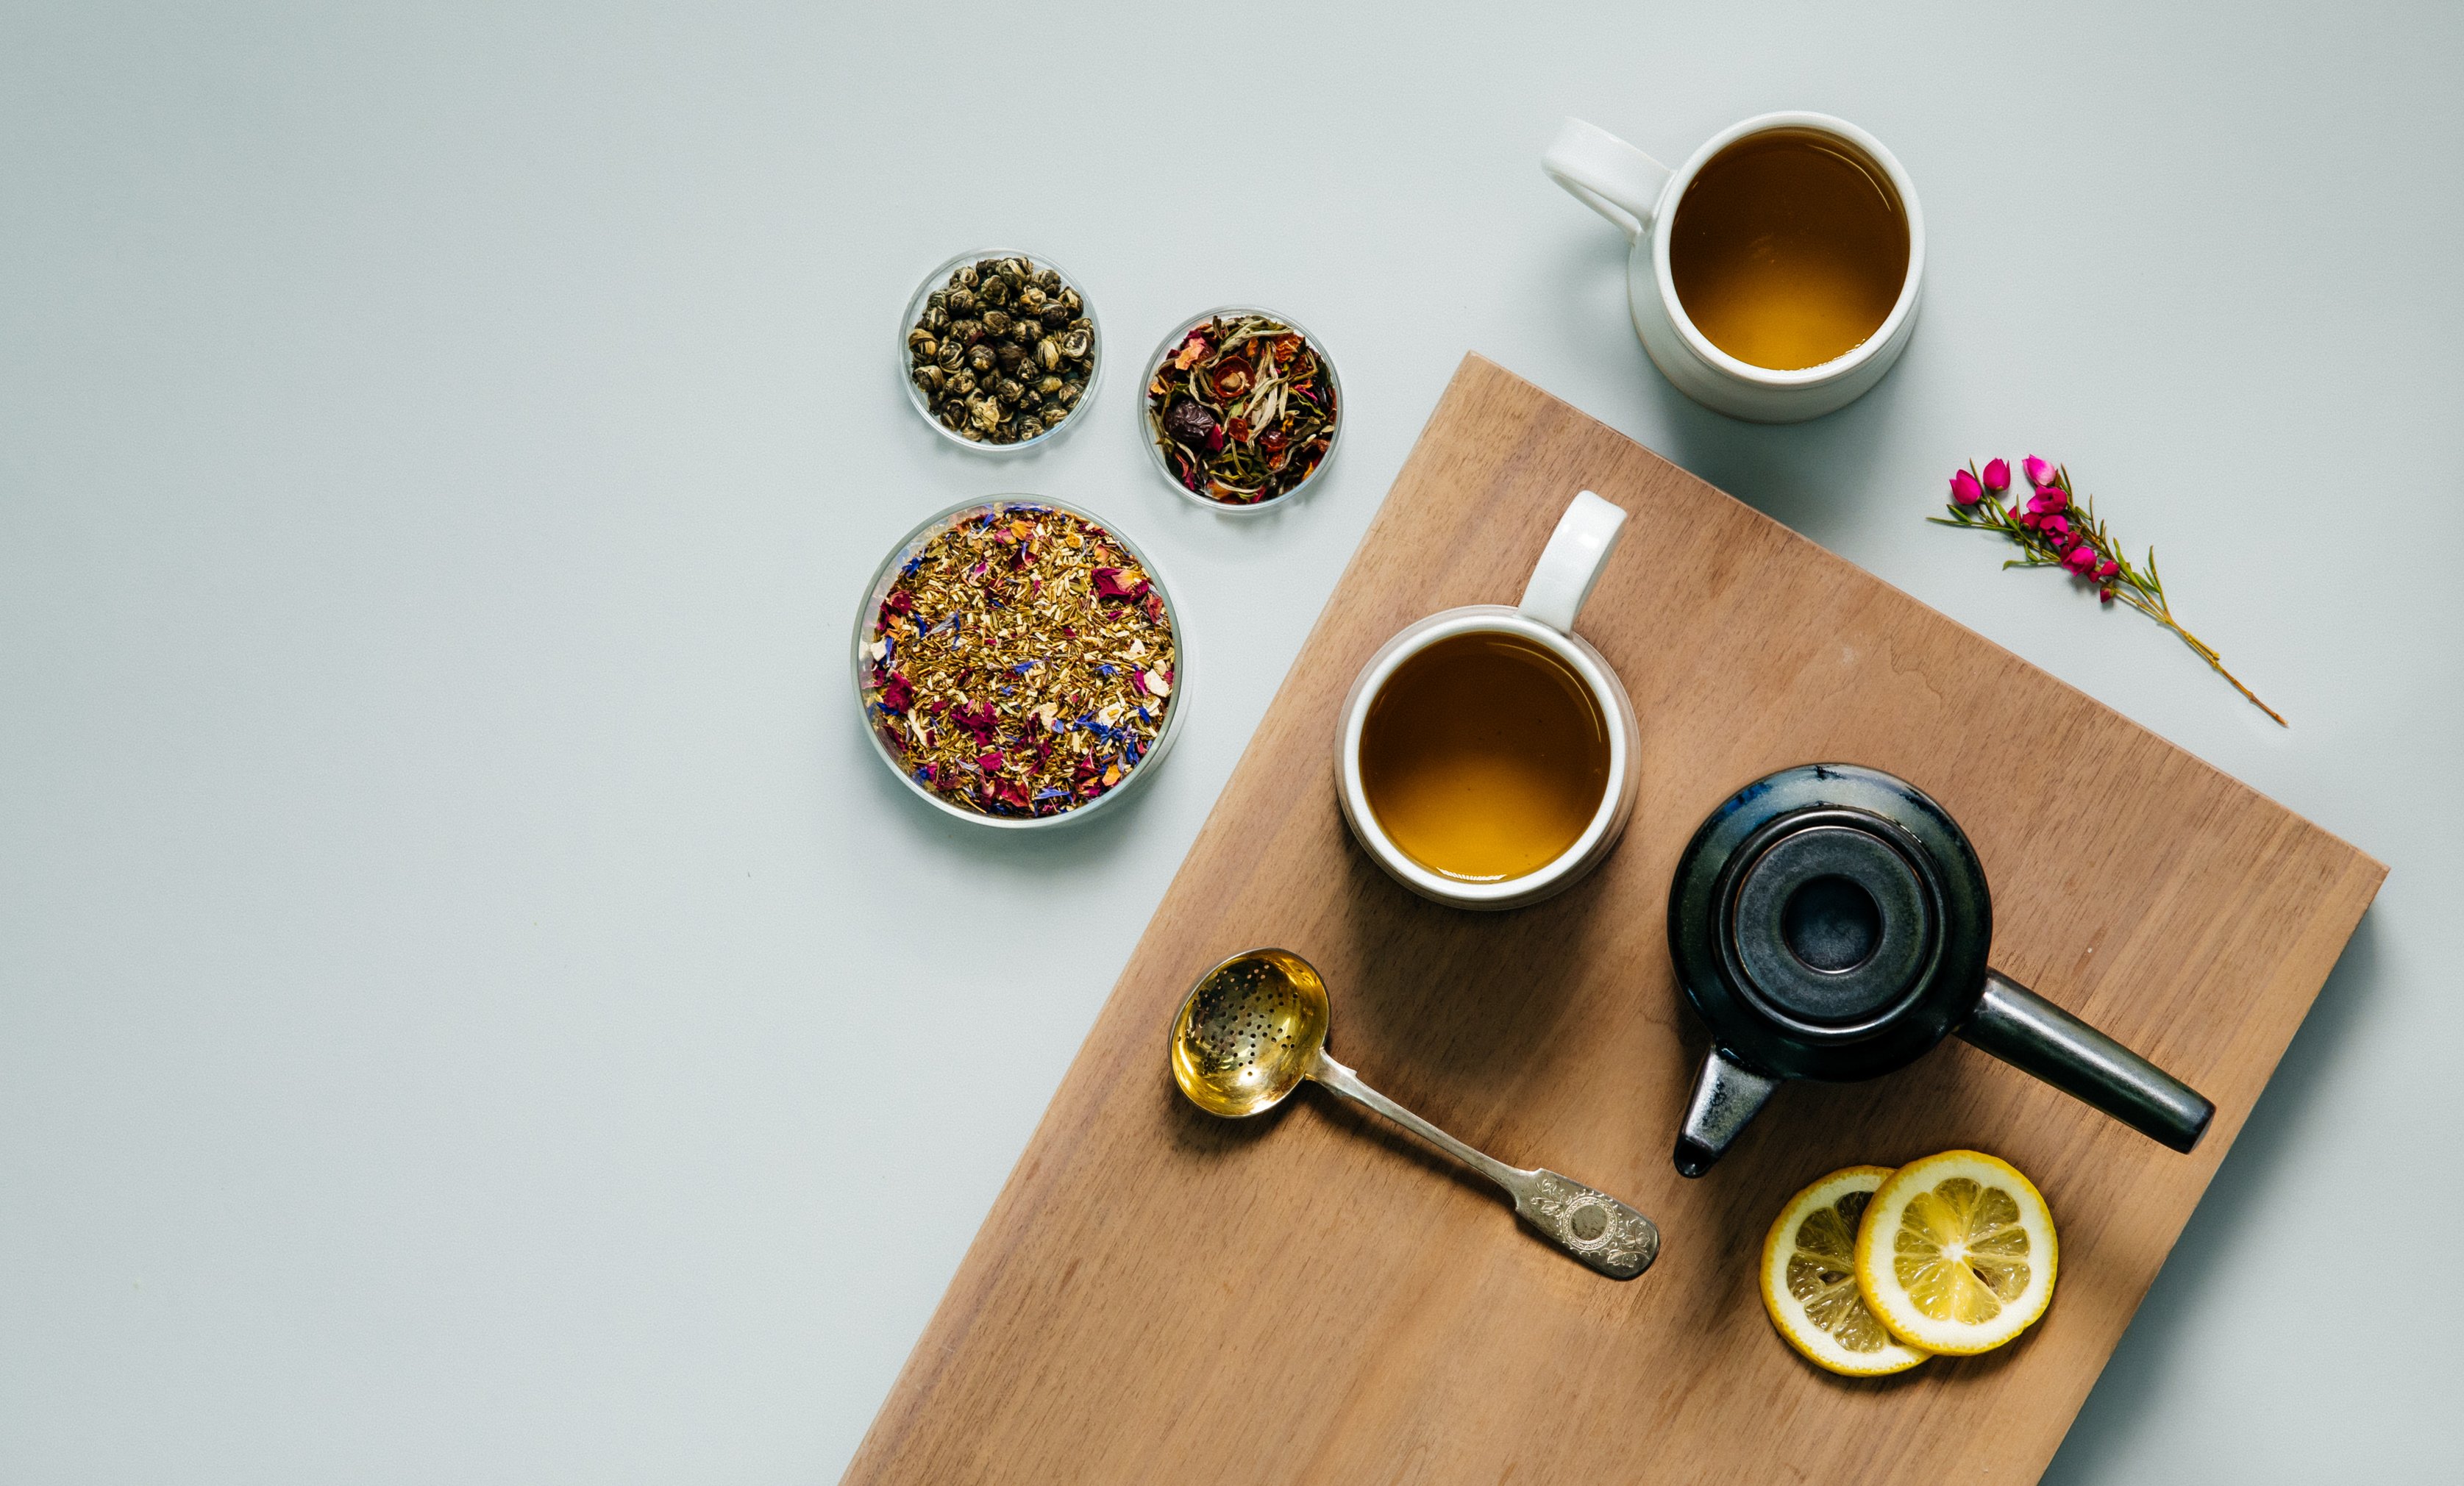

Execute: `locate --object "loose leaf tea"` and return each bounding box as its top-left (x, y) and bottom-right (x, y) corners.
top-left (862, 503), bottom-right (1176, 818)
top-left (1146, 312), bottom-right (1337, 504)
top-left (908, 256), bottom-right (1096, 446)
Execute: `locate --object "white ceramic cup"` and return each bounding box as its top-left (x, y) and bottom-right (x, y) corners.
top-left (1542, 112), bottom-right (1926, 424)
top-left (1336, 492), bottom-right (1641, 912)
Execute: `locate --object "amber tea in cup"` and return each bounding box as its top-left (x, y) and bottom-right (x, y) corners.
top-left (1356, 632), bottom-right (1612, 884)
top-left (1669, 127), bottom-right (1910, 372)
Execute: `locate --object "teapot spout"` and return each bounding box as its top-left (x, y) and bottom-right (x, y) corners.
top-left (1674, 1049), bottom-right (1780, 1177)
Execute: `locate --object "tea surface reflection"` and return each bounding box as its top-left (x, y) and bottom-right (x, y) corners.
top-left (1670, 127), bottom-right (1910, 371)
top-left (1358, 632), bottom-right (1609, 883)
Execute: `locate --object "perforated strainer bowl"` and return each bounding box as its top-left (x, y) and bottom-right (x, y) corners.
top-left (1169, 948), bottom-right (1330, 1117)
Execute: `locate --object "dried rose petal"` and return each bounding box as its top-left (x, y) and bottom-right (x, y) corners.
top-left (1092, 567), bottom-right (1148, 601)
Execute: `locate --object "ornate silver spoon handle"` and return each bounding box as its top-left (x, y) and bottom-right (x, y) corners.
top-left (1310, 1050), bottom-right (1660, 1279)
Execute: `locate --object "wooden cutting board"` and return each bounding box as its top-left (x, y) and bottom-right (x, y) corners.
top-left (844, 356), bottom-right (2383, 1485)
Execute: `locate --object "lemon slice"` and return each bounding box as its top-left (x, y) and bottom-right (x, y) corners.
top-left (1854, 1150), bottom-right (2057, 1355)
top-left (1760, 1165), bottom-right (1929, 1376)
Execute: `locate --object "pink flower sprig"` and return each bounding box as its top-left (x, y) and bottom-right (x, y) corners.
top-left (1934, 457), bottom-right (2285, 726)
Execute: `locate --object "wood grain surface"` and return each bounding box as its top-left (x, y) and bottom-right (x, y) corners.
top-left (844, 357), bottom-right (2384, 1485)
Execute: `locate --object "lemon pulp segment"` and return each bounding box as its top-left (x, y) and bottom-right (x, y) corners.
top-left (1892, 1176), bottom-right (2033, 1324)
top-left (1793, 1189), bottom-right (1901, 1351)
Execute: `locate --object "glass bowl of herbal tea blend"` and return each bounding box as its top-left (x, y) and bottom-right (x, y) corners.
top-left (853, 497), bottom-right (1186, 828)
top-left (900, 251), bottom-right (1103, 452)
top-left (1142, 307), bottom-right (1342, 511)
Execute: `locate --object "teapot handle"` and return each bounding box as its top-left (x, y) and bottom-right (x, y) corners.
top-left (1957, 971), bottom-right (2215, 1152)
top-left (1542, 118), bottom-right (1673, 246)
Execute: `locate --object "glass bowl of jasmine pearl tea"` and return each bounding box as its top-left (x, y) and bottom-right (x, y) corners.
top-left (900, 250), bottom-right (1102, 451)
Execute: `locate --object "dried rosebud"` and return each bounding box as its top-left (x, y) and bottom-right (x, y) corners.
top-left (1982, 458), bottom-right (2011, 493)
top-left (2023, 455), bottom-right (2057, 490)
top-left (1160, 396), bottom-right (1216, 446)
top-left (1950, 469), bottom-right (1984, 504)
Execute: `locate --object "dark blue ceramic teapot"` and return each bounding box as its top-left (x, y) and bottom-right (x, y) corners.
top-left (1666, 763), bottom-right (2215, 1176)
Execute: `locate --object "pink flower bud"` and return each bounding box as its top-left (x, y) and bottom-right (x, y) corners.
top-left (2063, 544), bottom-right (2098, 574)
top-left (1949, 469), bottom-right (1984, 504)
top-left (2099, 587), bottom-right (2114, 604)
top-left (2095, 560), bottom-right (2120, 579)
top-left (2041, 514), bottom-right (2071, 540)
top-left (2023, 456), bottom-right (2057, 489)
top-left (2017, 510), bottom-right (2040, 529)
top-left (1981, 458), bottom-right (2011, 493)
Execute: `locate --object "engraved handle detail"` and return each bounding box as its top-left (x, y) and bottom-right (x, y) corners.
top-left (1311, 1049), bottom-right (1660, 1280)
top-left (1516, 1171), bottom-right (1662, 1280)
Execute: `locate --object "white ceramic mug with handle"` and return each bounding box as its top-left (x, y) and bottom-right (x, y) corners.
top-left (1336, 492), bottom-right (1641, 912)
top-left (1543, 112), bottom-right (1926, 424)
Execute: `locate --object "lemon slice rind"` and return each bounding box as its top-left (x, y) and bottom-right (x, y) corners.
top-left (1853, 1149), bottom-right (2058, 1357)
top-left (1760, 1164), bottom-right (1929, 1376)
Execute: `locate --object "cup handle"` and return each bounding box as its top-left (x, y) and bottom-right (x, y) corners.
top-left (1542, 118), bottom-right (1674, 244)
top-left (1518, 491), bottom-right (1628, 633)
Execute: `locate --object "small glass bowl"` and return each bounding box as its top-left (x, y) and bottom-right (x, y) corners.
top-left (1139, 304), bottom-right (1344, 513)
top-left (898, 249), bottom-right (1103, 454)
top-left (851, 495), bottom-right (1188, 829)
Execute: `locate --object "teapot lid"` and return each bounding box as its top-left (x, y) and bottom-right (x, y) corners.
top-left (1667, 763), bottom-right (1992, 1082)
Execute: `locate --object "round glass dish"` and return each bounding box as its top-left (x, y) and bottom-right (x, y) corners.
top-left (898, 249), bottom-right (1103, 454)
top-left (852, 496), bottom-right (1187, 829)
top-left (1139, 305), bottom-right (1343, 513)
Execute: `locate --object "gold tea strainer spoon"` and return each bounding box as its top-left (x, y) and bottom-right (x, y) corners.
top-left (1169, 948), bottom-right (1660, 1279)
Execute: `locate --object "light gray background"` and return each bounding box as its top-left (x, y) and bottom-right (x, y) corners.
top-left (3, 2), bottom-right (2457, 1481)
